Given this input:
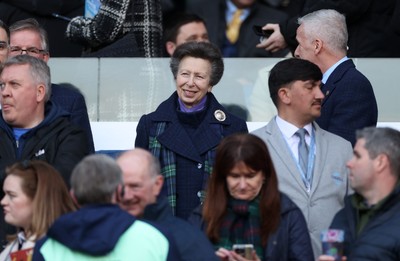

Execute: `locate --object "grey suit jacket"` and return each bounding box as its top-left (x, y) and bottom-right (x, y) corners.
top-left (252, 117), bottom-right (352, 257)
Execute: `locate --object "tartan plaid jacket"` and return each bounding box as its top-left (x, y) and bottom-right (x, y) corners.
top-left (66, 0), bottom-right (162, 57)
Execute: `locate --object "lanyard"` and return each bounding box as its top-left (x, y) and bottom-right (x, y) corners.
top-left (282, 128), bottom-right (316, 193)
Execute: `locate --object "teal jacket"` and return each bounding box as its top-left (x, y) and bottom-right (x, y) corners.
top-left (33, 204), bottom-right (180, 260)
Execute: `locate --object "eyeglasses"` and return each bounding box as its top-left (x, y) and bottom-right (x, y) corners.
top-left (0, 41), bottom-right (8, 52)
top-left (10, 46), bottom-right (47, 56)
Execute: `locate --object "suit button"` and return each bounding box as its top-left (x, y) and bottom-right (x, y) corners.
top-left (197, 163), bottom-right (202, 169)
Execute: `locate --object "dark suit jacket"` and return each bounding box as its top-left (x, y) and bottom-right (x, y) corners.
top-left (187, 0), bottom-right (289, 57)
top-left (316, 59), bottom-right (378, 146)
top-left (51, 83), bottom-right (95, 153)
top-left (280, 0), bottom-right (400, 57)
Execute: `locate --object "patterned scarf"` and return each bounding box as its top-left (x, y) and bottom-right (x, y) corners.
top-left (149, 122), bottom-right (214, 215)
top-left (217, 197), bottom-right (264, 259)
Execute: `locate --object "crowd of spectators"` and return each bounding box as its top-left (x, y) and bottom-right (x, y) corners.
top-left (0, 0), bottom-right (399, 260)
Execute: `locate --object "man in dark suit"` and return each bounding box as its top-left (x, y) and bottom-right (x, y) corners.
top-left (294, 9), bottom-right (377, 146)
top-left (9, 18), bottom-right (95, 152)
top-left (187, 0), bottom-right (289, 57)
top-left (258, 0), bottom-right (400, 57)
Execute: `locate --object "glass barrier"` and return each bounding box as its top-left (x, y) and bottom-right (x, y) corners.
top-left (49, 58), bottom-right (400, 123)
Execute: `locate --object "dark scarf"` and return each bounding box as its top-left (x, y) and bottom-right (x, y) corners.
top-left (217, 197), bottom-right (264, 259)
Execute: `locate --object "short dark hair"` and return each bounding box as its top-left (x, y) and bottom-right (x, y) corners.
top-left (0, 19), bottom-right (10, 43)
top-left (268, 58), bottom-right (322, 106)
top-left (163, 12), bottom-right (206, 43)
top-left (170, 41), bottom-right (224, 86)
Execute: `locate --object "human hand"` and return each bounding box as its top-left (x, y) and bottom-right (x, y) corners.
top-left (216, 247), bottom-right (231, 261)
top-left (255, 23), bottom-right (287, 53)
top-left (215, 248), bottom-right (261, 261)
top-left (230, 249), bottom-right (261, 261)
top-left (318, 255), bottom-right (347, 261)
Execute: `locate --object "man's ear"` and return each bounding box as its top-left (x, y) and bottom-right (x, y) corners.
top-left (165, 41), bottom-right (177, 56)
top-left (153, 175), bottom-right (164, 196)
top-left (278, 87), bottom-right (291, 105)
top-left (36, 84), bottom-right (46, 102)
top-left (70, 190), bottom-right (81, 209)
top-left (42, 52), bottom-right (50, 63)
top-left (375, 154), bottom-right (389, 174)
top-left (314, 38), bottom-right (323, 54)
top-left (116, 184), bottom-right (125, 203)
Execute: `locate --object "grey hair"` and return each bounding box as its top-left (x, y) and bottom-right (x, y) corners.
top-left (9, 18), bottom-right (49, 52)
top-left (3, 55), bottom-right (51, 101)
top-left (170, 41), bottom-right (224, 87)
top-left (71, 154), bottom-right (123, 205)
top-left (298, 9), bottom-right (348, 54)
top-left (356, 127), bottom-right (400, 178)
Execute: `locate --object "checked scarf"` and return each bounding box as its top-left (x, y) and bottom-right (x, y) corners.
top-left (149, 122), bottom-right (213, 215)
top-left (217, 197), bottom-right (264, 259)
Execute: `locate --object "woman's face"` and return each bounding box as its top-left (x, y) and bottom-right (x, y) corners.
top-left (175, 56), bottom-right (212, 108)
top-left (226, 161), bottom-right (264, 201)
top-left (1, 175), bottom-right (33, 231)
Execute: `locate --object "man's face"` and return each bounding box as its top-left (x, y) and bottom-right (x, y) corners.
top-left (176, 22), bottom-right (209, 46)
top-left (346, 138), bottom-right (376, 195)
top-left (231, 0), bottom-right (255, 9)
top-left (0, 28), bottom-right (9, 64)
top-left (282, 79), bottom-right (324, 125)
top-left (166, 22), bottom-right (209, 56)
top-left (10, 29), bottom-right (49, 62)
top-left (294, 25), bottom-right (316, 64)
top-left (117, 154), bottom-right (162, 217)
top-left (0, 64), bottom-right (44, 128)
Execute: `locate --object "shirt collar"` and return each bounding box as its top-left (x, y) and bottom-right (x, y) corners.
top-left (226, 0), bottom-right (250, 22)
top-left (275, 115), bottom-right (313, 139)
top-left (322, 56), bottom-right (348, 84)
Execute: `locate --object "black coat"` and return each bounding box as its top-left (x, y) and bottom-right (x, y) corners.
top-left (0, 101), bottom-right (89, 185)
top-left (189, 193), bottom-right (314, 261)
top-left (329, 186), bottom-right (400, 260)
top-left (0, 101), bottom-right (89, 247)
top-left (143, 196), bottom-right (219, 261)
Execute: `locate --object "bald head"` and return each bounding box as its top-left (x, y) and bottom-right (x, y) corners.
top-left (116, 149), bottom-right (163, 217)
top-left (117, 149), bottom-right (160, 179)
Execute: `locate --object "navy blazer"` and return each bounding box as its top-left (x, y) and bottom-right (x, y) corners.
top-left (316, 59), bottom-right (378, 146)
top-left (51, 83), bottom-right (95, 153)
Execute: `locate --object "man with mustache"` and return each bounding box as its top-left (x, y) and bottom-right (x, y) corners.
top-left (252, 58), bottom-right (353, 258)
top-left (294, 9), bottom-right (378, 146)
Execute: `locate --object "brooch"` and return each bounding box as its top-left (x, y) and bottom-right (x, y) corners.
top-left (214, 110), bottom-right (226, 122)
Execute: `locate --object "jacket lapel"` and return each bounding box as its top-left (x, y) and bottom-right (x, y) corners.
top-left (309, 123), bottom-right (328, 196)
top-left (322, 59), bottom-right (355, 105)
top-left (266, 120), bottom-right (306, 191)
